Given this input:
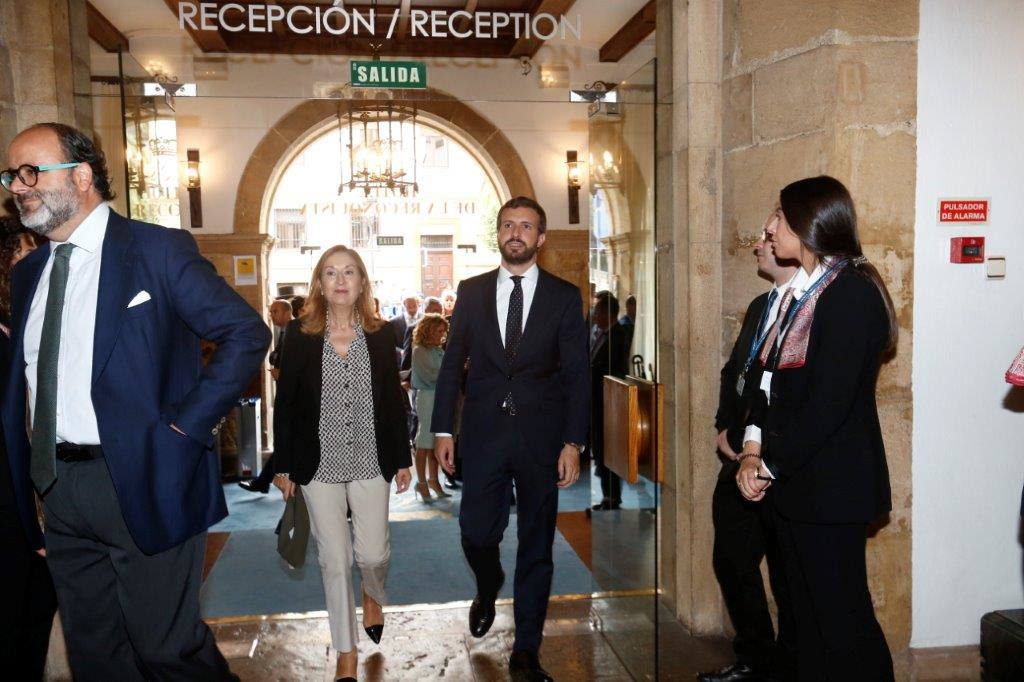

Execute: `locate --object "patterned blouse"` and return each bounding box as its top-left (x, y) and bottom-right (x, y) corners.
top-left (313, 326), bottom-right (383, 483)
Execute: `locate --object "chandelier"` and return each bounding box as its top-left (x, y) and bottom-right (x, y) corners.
top-left (340, 101), bottom-right (419, 197)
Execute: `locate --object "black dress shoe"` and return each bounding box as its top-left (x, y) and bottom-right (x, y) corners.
top-left (336, 677), bottom-right (356, 682)
top-left (509, 650), bottom-right (553, 681)
top-left (443, 473), bottom-right (461, 489)
top-left (590, 499), bottom-right (621, 511)
top-left (696, 662), bottom-right (762, 682)
top-left (237, 479), bottom-right (269, 494)
top-left (364, 623), bottom-right (383, 644)
top-left (469, 569), bottom-right (505, 638)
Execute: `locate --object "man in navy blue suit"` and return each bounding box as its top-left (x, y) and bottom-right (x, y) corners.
top-left (432, 197), bottom-right (589, 681)
top-left (2, 123), bottom-right (270, 679)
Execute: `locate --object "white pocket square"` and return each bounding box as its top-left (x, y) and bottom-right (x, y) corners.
top-left (127, 291), bottom-right (151, 308)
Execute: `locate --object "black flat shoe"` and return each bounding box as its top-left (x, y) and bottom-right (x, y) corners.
top-left (336, 677), bottom-right (356, 682)
top-left (696, 662), bottom-right (763, 682)
top-left (237, 480), bottom-right (269, 494)
top-left (364, 623), bottom-right (383, 644)
top-left (509, 650), bottom-right (554, 681)
top-left (469, 568), bottom-right (505, 638)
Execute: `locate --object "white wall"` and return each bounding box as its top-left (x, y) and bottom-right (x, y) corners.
top-left (912, 0), bottom-right (1024, 648)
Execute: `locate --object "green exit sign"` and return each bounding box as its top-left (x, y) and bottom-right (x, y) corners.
top-left (351, 61), bottom-right (427, 89)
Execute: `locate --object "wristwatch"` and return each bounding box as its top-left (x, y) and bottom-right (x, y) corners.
top-left (565, 442), bottom-right (585, 455)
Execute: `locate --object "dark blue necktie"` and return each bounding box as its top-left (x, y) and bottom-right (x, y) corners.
top-left (502, 276), bottom-right (523, 414)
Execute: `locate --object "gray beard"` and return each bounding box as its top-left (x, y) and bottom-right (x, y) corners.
top-left (17, 184), bottom-right (79, 236)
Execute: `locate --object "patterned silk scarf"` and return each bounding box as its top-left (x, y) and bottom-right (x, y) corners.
top-left (768, 257), bottom-right (849, 370)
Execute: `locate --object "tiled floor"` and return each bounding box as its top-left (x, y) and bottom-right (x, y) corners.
top-left (208, 596), bottom-right (733, 681)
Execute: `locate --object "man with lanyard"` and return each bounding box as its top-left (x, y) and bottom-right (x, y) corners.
top-left (700, 221), bottom-right (798, 682)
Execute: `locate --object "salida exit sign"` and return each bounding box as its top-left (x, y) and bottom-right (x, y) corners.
top-left (938, 198), bottom-right (989, 224)
top-left (351, 60), bottom-right (427, 89)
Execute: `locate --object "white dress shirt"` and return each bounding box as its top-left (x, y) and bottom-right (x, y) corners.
top-left (25, 202), bottom-right (109, 445)
top-left (496, 263), bottom-right (539, 345)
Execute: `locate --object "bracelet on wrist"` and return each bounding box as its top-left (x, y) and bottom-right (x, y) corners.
top-left (737, 452), bottom-right (762, 463)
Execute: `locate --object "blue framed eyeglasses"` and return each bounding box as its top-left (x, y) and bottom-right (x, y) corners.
top-left (0, 162), bottom-right (80, 192)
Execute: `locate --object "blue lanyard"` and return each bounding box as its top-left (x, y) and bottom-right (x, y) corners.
top-left (741, 290), bottom-right (778, 374)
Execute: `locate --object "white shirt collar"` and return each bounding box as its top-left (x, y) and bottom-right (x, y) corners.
top-left (498, 262), bottom-right (539, 285)
top-left (52, 202), bottom-right (109, 255)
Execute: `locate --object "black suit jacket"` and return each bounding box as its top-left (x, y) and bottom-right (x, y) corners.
top-left (431, 268), bottom-right (589, 462)
top-left (273, 319), bottom-right (411, 485)
top-left (389, 314), bottom-right (411, 349)
top-left (590, 322), bottom-right (631, 451)
top-left (753, 268), bottom-right (891, 524)
top-left (716, 290), bottom-right (772, 452)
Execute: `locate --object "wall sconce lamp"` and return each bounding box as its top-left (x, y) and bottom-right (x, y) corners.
top-left (566, 150), bottom-right (584, 224)
top-left (186, 148), bottom-right (203, 228)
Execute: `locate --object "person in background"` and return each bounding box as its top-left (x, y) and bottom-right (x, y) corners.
top-left (588, 290), bottom-right (630, 512)
top-left (699, 223), bottom-right (798, 682)
top-left (3, 122), bottom-right (268, 679)
top-left (291, 295), bottom-right (306, 319)
top-left (618, 294), bottom-right (636, 353)
top-left (0, 214), bottom-right (54, 681)
top-left (273, 245), bottom-right (412, 682)
top-left (389, 292), bottom-right (421, 350)
top-left (441, 288), bottom-right (457, 320)
top-left (736, 176), bottom-right (897, 681)
top-left (411, 313), bottom-right (450, 502)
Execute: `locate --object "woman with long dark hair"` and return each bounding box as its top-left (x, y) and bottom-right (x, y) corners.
top-left (273, 245), bottom-right (412, 681)
top-left (735, 176), bottom-right (896, 681)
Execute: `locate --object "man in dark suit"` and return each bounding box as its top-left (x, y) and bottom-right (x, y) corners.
top-left (588, 290), bottom-right (630, 512)
top-left (389, 292), bottom-right (421, 350)
top-left (3, 123), bottom-right (269, 679)
top-left (699, 230), bottom-right (798, 682)
top-left (433, 196), bottom-right (589, 681)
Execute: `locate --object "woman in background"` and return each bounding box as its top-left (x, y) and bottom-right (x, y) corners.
top-left (410, 313), bottom-right (449, 501)
top-left (273, 245), bottom-right (412, 682)
top-left (736, 176), bottom-right (897, 681)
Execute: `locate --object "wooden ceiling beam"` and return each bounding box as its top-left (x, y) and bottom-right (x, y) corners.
top-left (164, 0), bottom-right (229, 53)
top-left (599, 0), bottom-right (656, 63)
top-left (455, 0), bottom-right (479, 34)
top-left (508, 0), bottom-right (577, 59)
top-left (395, 0), bottom-right (413, 42)
top-left (86, 1), bottom-right (129, 53)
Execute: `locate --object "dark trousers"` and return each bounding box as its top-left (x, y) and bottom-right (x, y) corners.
top-left (251, 453), bottom-right (275, 487)
top-left (459, 417), bottom-right (558, 653)
top-left (712, 462), bottom-right (795, 675)
top-left (592, 442), bottom-right (621, 503)
top-left (772, 506), bottom-right (893, 682)
top-left (43, 458), bottom-right (235, 681)
top-left (0, 527), bottom-right (57, 680)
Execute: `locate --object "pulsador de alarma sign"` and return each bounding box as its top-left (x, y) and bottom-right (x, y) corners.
top-left (177, 3), bottom-right (582, 41)
top-left (938, 198), bottom-right (989, 224)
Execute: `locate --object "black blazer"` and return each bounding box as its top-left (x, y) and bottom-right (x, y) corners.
top-left (716, 290), bottom-right (772, 452)
top-left (273, 319), bottom-right (411, 485)
top-left (431, 268), bottom-right (589, 463)
top-left (754, 268), bottom-right (891, 524)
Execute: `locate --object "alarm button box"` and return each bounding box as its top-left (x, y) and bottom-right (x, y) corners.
top-left (951, 236), bottom-right (985, 264)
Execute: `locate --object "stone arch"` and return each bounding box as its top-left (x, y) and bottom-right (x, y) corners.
top-left (232, 89), bottom-right (534, 236)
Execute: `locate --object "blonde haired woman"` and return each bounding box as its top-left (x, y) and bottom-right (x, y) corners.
top-left (273, 245), bottom-right (412, 681)
top-left (410, 313), bottom-right (449, 501)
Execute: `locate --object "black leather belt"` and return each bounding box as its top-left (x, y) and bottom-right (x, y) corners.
top-left (55, 443), bottom-right (104, 462)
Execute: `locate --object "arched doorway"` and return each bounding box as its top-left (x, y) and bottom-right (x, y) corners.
top-left (263, 107), bottom-right (510, 310)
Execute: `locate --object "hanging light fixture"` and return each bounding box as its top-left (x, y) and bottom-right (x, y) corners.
top-left (339, 100), bottom-right (419, 198)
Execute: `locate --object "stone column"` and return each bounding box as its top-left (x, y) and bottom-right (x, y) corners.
top-left (0, 0), bottom-right (92, 156)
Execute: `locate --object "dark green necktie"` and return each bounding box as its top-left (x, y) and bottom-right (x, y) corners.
top-left (30, 242), bottom-right (75, 494)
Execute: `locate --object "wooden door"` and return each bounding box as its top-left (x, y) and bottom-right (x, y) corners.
top-left (422, 250), bottom-right (453, 297)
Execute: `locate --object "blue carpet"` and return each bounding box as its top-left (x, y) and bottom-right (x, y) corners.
top-left (211, 464), bottom-right (654, 534)
top-left (201, 517), bottom-right (594, 618)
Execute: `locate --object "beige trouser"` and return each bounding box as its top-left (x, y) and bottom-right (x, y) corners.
top-left (301, 476), bottom-right (391, 652)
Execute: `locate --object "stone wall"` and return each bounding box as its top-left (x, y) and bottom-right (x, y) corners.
top-left (0, 0), bottom-right (93, 157)
top-left (659, 0), bottom-right (918, 665)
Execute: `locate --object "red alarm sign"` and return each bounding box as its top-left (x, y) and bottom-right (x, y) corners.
top-left (939, 199), bottom-right (989, 224)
